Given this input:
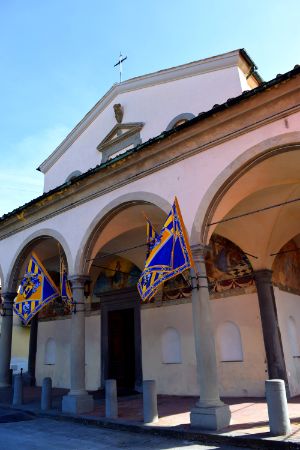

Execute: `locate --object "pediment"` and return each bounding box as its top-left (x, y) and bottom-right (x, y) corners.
top-left (97, 122), bottom-right (144, 152)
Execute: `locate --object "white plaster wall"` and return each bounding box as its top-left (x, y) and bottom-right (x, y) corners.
top-left (35, 314), bottom-right (100, 390)
top-left (141, 303), bottom-right (198, 395)
top-left (213, 293), bottom-right (267, 397)
top-left (44, 66), bottom-right (244, 191)
top-left (85, 314), bottom-right (101, 390)
top-left (2, 113), bottom-right (300, 287)
top-left (36, 318), bottom-right (71, 388)
top-left (141, 293), bottom-right (266, 397)
top-left (274, 287), bottom-right (300, 397)
top-left (10, 315), bottom-right (30, 361)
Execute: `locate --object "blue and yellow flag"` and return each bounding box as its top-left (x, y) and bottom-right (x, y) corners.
top-left (138, 197), bottom-right (194, 302)
top-left (14, 253), bottom-right (60, 325)
top-left (145, 217), bottom-right (159, 260)
top-left (60, 257), bottom-right (73, 310)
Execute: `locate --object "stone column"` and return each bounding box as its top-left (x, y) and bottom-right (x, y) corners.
top-left (26, 314), bottom-right (38, 386)
top-left (0, 292), bottom-right (15, 387)
top-left (254, 270), bottom-right (288, 384)
top-left (62, 275), bottom-right (94, 414)
top-left (190, 245), bottom-right (230, 430)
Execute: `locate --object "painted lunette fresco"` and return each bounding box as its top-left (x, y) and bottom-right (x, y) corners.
top-left (272, 237), bottom-right (300, 294)
top-left (39, 234), bottom-right (259, 319)
top-left (205, 234), bottom-right (254, 294)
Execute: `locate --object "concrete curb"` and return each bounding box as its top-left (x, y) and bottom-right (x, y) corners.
top-left (2, 403), bottom-right (300, 450)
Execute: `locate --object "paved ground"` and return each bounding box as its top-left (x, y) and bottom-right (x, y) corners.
top-left (0, 416), bottom-right (249, 450)
top-left (1, 387), bottom-right (300, 448)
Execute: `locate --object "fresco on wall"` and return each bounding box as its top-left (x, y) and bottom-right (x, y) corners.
top-left (38, 298), bottom-right (71, 320)
top-left (272, 238), bottom-right (300, 293)
top-left (162, 272), bottom-right (192, 301)
top-left (205, 234), bottom-right (254, 293)
top-left (93, 255), bottom-right (141, 296)
top-left (160, 234), bottom-right (254, 301)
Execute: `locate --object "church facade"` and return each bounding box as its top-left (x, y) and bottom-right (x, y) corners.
top-left (0, 49), bottom-right (299, 423)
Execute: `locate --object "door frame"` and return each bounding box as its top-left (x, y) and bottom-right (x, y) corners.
top-left (100, 287), bottom-right (143, 391)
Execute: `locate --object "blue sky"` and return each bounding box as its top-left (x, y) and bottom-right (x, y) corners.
top-left (0, 0), bottom-right (299, 216)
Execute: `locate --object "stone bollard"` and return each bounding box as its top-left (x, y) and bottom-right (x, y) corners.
top-left (143, 380), bottom-right (158, 423)
top-left (12, 374), bottom-right (23, 406)
top-left (265, 379), bottom-right (291, 435)
top-left (105, 379), bottom-right (118, 419)
top-left (41, 377), bottom-right (52, 411)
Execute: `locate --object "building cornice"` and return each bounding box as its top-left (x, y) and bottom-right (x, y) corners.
top-left (37, 49), bottom-right (257, 173)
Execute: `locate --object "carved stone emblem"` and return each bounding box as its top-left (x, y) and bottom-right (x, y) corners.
top-left (113, 103), bottom-right (123, 123)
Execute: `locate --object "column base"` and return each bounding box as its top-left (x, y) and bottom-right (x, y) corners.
top-left (190, 404), bottom-right (231, 431)
top-left (62, 393), bottom-right (94, 415)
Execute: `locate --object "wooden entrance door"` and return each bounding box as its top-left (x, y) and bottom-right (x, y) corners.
top-left (100, 287), bottom-right (143, 393)
top-left (108, 308), bottom-right (135, 390)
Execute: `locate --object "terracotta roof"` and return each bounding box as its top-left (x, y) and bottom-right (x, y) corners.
top-left (1, 63), bottom-right (299, 224)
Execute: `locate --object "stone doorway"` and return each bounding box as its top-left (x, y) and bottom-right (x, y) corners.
top-left (100, 287), bottom-right (142, 393)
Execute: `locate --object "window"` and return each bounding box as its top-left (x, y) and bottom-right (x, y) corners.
top-left (173, 119), bottom-right (188, 128)
top-left (66, 170), bottom-right (82, 183)
top-left (217, 321), bottom-right (243, 362)
top-left (161, 327), bottom-right (182, 364)
top-left (165, 113), bottom-right (195, 131)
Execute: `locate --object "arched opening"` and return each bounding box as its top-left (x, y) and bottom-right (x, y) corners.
top-left (82, 200), bottom-right (168, 393)
top-left (165, 113), bottom-right (195, 131)
top-left (65, 170), bottom-right (82, 183)
top-left (272, 235), bottom-right (300, 395)
top-left (193, 145), bottom-right (300, 396)
top-left (8, 234), bottom-right (71, 386)
top-left (197, 146), bottom-right (300, 268)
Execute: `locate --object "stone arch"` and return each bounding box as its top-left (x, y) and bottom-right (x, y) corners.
top-left (65, 170), bottom-right (82, 183)
top-left (6, 228), bottom-right (73, 291)
top-left (74, 191), bottom-right (171, 275)
top-left (161, 327), bottom-right (182, 364)
top-left (190, 132), bottom-right (300, 246)
top-left (165, 113), bottom-right (195, 131)
top-left (217, 321), bottom-right (243, 362)
top-left (44, 337), bottom-right (56, 365)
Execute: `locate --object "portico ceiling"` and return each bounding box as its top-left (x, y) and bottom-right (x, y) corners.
top-left (87, 202), bottom-right (166, 274)
top-left (208, 149), bottom-right (300, 270)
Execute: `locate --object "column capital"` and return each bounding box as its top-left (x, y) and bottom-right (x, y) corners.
top-left (254, 269), bottom-right (273, 284)
top-left (68, 275), bottom-right (90, 289)
top-left (1, 292), bottom-right (17, 303)
top-left (190, 244), bottom-right (210, 263)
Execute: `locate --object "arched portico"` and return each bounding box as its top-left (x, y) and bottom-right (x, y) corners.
top-left (74, 191), bottom-right (171, 275)
top-left (190, 132), bottom-right (300, 247)
top-left (191, 135), bottom-right (300, 396)
top-left (74, 194), bottom-right (170, 394)
top-left (6, 228), bottom-right (73, 292)
top-left (0, 230), bottom-right (72, 387)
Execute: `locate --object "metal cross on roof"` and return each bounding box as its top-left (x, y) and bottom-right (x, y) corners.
top-left (114, 52), bottom-right (127, 83)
